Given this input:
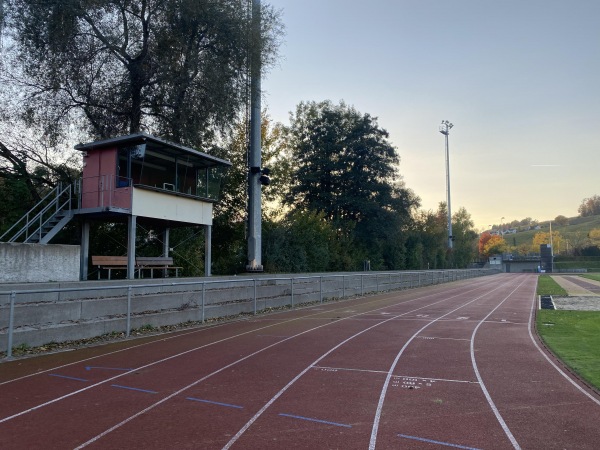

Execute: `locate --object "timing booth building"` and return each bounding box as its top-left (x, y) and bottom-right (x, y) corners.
top-left (76, 133), bottom-right (231, 280)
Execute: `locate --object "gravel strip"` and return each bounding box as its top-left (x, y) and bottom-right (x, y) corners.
top-left (552, 296), bottom-right (600, 311)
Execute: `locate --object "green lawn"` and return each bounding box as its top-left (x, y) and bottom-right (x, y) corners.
top-left (581, 274), bottom-right (600, 282)
top-left (536, 275), bottom-right (567, 296)
top-left (536, 310), bottom-right (600, 389)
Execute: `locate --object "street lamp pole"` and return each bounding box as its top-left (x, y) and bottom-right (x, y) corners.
top-left (439, 120), bottom-right (454, 250)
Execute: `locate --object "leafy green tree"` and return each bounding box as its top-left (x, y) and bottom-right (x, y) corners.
top-left (282, 100), bottom-right (419, 270)
top-left (451, 207), bottom-right (478, 267)
top-left (406, 206), bottom-right (447, 269)
top-left (263, 210), bottom-right (336, 273)
top-left (3, 0), bottom-right (283, 144)
top-left (554, 215), bottom-right (569, 226)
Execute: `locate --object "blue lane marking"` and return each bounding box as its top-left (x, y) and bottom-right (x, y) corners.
top-left (186, 397), bottom-right (244, 409)
top-left (85, 366), bottom-right (133, 372)
top-left (278, 413), bottom-right (352, 428)
top-left (49, 374), bottom-right (88, 382)
top-left (398, 434), bottom-right (482, 450)
top-left (111, 384), bottom-right (157, 394)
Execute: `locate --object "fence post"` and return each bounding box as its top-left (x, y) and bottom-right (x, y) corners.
top-left (342, 276), bottom-right (345, 298)
top-left (361, 275), bottom-right (364, 296)
top-left (126, 286), bottom-right (132, 337)
top-left (291, 278), bottom-right (294, 308)
top-left (376, 274), bottom-right (379, 292)
top-left (320, 277), bottom-right (323, 303)
top-left (202, 282), bottom-right (206, 323)
top-left (7, 291), bottom-right (16, 358)
top-left (253, 279), bottom-right (257, 314)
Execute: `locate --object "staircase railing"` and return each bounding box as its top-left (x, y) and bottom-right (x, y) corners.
top-left (0, 183), bottom-right (74, 243)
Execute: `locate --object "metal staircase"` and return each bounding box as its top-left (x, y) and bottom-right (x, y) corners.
top-left (0, 183), bottom-right (76, 244)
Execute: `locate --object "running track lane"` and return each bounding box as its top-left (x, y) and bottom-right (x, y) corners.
top-left (1, 274), bottom-right (599, 449)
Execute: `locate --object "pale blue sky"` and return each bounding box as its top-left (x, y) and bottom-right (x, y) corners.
top-left (263, 0), bottom-right (600, 230)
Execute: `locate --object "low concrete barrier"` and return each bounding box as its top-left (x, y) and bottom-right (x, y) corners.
top-left (0, 243), bottom-right (80, 283)
top-left (0, 269), bottom-right (495, 357)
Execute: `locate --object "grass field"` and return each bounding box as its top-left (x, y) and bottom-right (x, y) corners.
top-left (536, 274), bottom-right (600, 390)
top-left (507, 215), bottom-right (600, 250)
top-left (581, 274), bottom-right (600, 282)
top-left (536, 275), bottom-right (567, 296)
top-left (536, 310), bottom-right (600, 389)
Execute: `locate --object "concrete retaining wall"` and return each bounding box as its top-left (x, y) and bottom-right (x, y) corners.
top-left (0, 243), bottom-right (80, 283)
top-left (0, 269), bottom-right (495, 352)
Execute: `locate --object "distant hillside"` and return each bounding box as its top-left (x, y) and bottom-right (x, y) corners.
top-left (504, 215), bottom-right (600, 252)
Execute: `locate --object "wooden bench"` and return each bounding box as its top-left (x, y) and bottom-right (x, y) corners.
top-left (91, 255), bottom-right (129, 280)
top-left (91, 256), bottom-right (182, 279)
top-left (135, 256), bottom-right (182, 278)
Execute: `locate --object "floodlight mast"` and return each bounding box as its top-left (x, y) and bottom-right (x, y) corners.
top-left (439, 120), bottom-right (454, 250)
top-left (247, 0), bottom-right (263, 272)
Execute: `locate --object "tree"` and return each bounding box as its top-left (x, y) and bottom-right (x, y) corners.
top-left (554, 215), bottom-right (569, 227)
top-left (478, 232), bottom-right (493, 256)
top-left (3, 0), bottom-right (283, 144)
top-left (578, 195), bottom-right (600, 217)
top-left (283, 100), bottom-right (419, 269)
top-left (589, 228), bottom-right (600, 245)
top-left (451, 207), bottom-right (478, 267)
top-left (532, 231), bottom-right (563, 254)
top-left (482, 235), bottom-right (507, 258)
top-left (406, 205), bottom-right (447, 269)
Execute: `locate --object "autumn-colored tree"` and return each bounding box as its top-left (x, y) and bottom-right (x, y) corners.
top-left (532, 231), bottom-right (563, 254)
top-left (478, 232), bottom-right (493, 256)
top-left (479, 232), bottom-right (507, 257)
top-left (589, 228), bottom-right (600, 245)
top-left (578, 195), bottom-right (600, 217)
top-left (482, 235), bottom-right (507, 257)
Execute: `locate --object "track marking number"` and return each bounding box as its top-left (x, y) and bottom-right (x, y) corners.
top-left (391, 376), bottom-right (434, 390)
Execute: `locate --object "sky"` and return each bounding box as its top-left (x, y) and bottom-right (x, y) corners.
top-left (262, 0), bottom-right (600, 231)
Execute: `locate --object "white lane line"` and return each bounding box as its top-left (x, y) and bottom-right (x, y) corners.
top-left (418, 336), bottom-right (471, 341)
top-left (4, 294), bottom-right (408, 424)
top-left (369, 275), bottom-right (524, 450)
top-left (75, 281), bottom-right (494, 448)
top-left (312, 366), bottom-right (479, 384)
top-left (2, 282), bottom-right (464, 420)
top-left (2, 278), bottom-right (489, 387)
top-left (221, 282), bottom-right (496, 450)
top-left (470, 279), bottom-right (530, 450)
top-left (528, 288), bottom-right (600, 407)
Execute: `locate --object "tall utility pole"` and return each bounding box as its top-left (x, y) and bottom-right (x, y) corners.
top-left (439, 120), bottom-right (454, 250)
top-left (247, 0), bottom-right (263, 271)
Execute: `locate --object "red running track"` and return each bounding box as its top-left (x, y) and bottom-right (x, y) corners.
top-left (1, 274), bottom-right (599, 449)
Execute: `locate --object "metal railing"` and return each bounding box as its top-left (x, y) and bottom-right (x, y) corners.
top-left (0, 183), bottom-right (74, 243)
top-left (0, 269), bottom-right (495, 359)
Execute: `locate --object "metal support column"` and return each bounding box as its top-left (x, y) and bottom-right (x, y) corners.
top-left (163, 228), bottom-right (170, 278)
top-left (127, 215), bottom-right (137, 279)
top-left (80, 220), bottom-right (90, 281)
top-left (205, 224), bottom-right (212, 277)
top-left (246, 0), bottom-right (263, 272)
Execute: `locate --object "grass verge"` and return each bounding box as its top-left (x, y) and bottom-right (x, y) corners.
top-left (536, 310), bottom-right (600, 389)
top-left (581, 274), bottom-right (600, 282)
top-left (536, 274), bottom-right (568, 296)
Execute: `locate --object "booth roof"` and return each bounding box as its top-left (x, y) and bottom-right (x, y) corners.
top-left (74, 133), bottom-right (232, 168)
